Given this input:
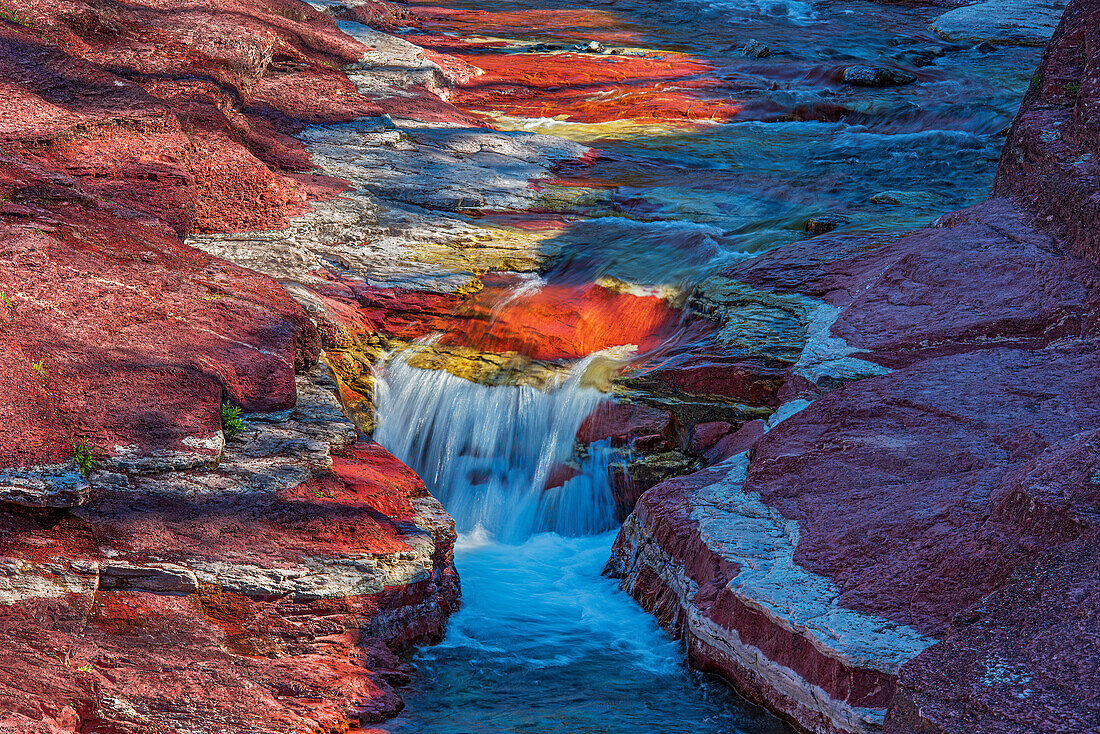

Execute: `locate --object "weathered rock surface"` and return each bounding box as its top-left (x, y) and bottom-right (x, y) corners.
top-left (610, 2), bottom-right (1100, 732)
top-left (0, 369), bottom-right (459, 733)
top-left (931, 0), bottom-right (1067, 46)
top-left (994, 0), bottom-right (1100, 263)
top-left (1, 0), bottom-right (463, 729)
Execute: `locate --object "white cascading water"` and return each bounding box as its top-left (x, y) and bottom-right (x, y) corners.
top-left (373, 348), bottom-right (788, 734)
top-left (373, 352), bottom-right (619, 542)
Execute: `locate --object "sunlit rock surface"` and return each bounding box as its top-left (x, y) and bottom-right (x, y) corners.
top-left (0, 0), bottom-right (461, 729)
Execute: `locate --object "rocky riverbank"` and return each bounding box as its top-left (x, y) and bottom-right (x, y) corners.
top-left (0, 0), bottom-right (462, 729)
top-left (608, 1), bottom-right (1100, 732)
top-left (2, 0), bottom-right (1097, 731)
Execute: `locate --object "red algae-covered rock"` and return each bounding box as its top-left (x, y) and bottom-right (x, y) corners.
top-left (402, 3), bottom-right (743, 125)
top-left (0, 370), bottom-right (459, 733)
top-left (446, 282), bottom-right (694, 361)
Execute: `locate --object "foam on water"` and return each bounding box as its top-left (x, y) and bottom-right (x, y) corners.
top-left (678, 0), bottom-right (816, 24)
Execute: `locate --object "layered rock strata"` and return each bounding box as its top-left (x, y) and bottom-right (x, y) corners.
top-left (0, 0), bottom-right (462, 729)
top-left (0, 369), bottom-right (458, 733)
top-left (609, 3), bottom-right (1100, 732)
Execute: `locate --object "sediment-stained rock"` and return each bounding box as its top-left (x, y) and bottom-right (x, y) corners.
top-left (0, 369), bottom-right (459, 733)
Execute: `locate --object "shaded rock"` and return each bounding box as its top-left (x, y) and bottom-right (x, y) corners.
top-left (886, 531), bottom-right (1100, 733)
top-left (842, 65), bottom-right (917, 86)
top-left (893, 46), bottom-right (945, 66)
top-left (806, 213), bottom-right (849, 234)
top-left (993, 0), bottom-right (1100, 264)
top-left (612, 191), bottom-right (1100, 733)
top-left (741, 39), bottom-right (771, 58)
top-left (931, 0), bottom-right (1068, 46)
top-left (870, 189), bottom-right (940, 206)
top-left (688, 421), bottom-right (731, 454)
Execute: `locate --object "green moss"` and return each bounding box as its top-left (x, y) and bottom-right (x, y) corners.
top-left (1063, 81), bottom-right (1080, 96)
top-left (0, 1), bottom-right (32, 27)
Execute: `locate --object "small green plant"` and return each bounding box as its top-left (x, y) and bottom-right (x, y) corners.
top-left (1064, 81), bottom-right (1080, 96)
top-left (220, 403), bottom-right (247, 438)
top-left (77, 664), bottom-right (94, 673)
top-left (0, 292), bottom-right (12, 308)
top-left (313, 489), bottom-right (327, 499)
top-left (72, 437), bottom-right (98, 479)
top-left (32, 360), bottom-right (47, 379)
top-left (1030, 72), bottom-right (1042, 89)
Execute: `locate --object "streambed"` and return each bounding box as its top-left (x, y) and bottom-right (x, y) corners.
top-left (365, 0), bottom-right (1043, 730)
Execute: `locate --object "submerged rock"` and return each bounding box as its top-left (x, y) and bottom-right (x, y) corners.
top-left (806, 213), bottom-right (850, 234)
top-left (842, 65), bottom-right (918, 86)
top-left (741, 38), bottom-right (771, 58)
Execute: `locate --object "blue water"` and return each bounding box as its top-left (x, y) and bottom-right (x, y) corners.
top-left (373, 356), bottom-right (793, 733)
top-left (380, 531), bottom-right (792, 734)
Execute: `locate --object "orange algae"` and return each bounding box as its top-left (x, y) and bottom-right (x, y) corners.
top-left (401, 5), bottom-right (742, 126)
top-left (439, 281), bottom-right (705, 361)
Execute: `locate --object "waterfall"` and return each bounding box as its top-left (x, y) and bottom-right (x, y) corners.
top-left (373, 353), bottom-right (621, 543)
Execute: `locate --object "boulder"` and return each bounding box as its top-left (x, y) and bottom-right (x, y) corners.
top-left (842, 65), bottom-right (917, 86)
top-left (931, 0), bottom-right (1068, 46)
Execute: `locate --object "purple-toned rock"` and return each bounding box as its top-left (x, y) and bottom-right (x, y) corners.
top-left (610, 3), bottom-right (1100, 728)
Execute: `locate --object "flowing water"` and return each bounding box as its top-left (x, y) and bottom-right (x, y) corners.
top-left (375, 355), bottom-right (792, 733)
top-left (370, 0), bottom-right (1045, 730)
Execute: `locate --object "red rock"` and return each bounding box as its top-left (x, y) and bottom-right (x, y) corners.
top-left (610, 2), bottom-right (1100, 727)
top-left (688, 421), bottom-right (731, 455)
top-left (0, 380), bottom-right (459, 732)
top-left (447, 282), bottom-right (693, 361)
top-left (994, 0), bottom-right (1100, 265)
top-left (576, 402), bottom-right (677, 447)
top-left (0, 159), bottom-right (319, 471)
top-left (400, 4), bottom-right (743, 125)
top-left (886, 531), bottom-right (1100, 734)
top-left (705, 419), bottom-right (765, 462)
top-left (336, 0), bottom-right (422, 31)
top-left (543, 462), bottom-right (580, 490)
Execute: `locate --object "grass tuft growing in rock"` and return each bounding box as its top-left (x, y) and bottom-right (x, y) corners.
top-left (72, 437), bottom-right (99, 478)
top-left (221, 403), bottom-right (247, 438)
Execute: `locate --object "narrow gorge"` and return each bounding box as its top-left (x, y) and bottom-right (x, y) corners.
top-left (0, 0), bottom-right (1096, 732)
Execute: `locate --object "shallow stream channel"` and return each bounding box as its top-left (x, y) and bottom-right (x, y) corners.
top-left (360, 0), bottom-right (1042, 729)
